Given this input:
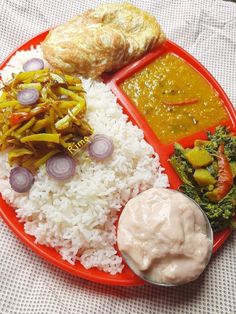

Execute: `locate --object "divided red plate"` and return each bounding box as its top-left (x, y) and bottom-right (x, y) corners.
top-left (0, 31), bottom-right (235, 286)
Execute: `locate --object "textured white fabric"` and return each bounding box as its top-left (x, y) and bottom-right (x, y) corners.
top-left (0, 0), bottom-right (236, 313)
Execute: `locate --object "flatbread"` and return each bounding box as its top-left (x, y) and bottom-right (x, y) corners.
top-left (42, 3), bottom-right (166, 78)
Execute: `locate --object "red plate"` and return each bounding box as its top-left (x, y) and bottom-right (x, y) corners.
top-left (0, 31), bottom-right (235, 286)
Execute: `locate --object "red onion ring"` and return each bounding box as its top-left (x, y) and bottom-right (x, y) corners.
top-left (23, 58), bottom-right (44, 72)
top-left (9, 167), bottom-right (34, 193)
top-left (17, 88), bottom-right (39, 106)
top-left (46, 153), bottom-right (76, 180)
top-left (88, 134), bottom-right (114, 160)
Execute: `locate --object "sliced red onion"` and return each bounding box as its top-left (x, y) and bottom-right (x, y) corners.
top-left (46, 153), bottom-right (76, 180)
top-left (88, 134), bottom-right (114, 160)
top-left (17, 88), bottom-right (39, 106)
top-left (23, 58), bottom-right (44, 72)
top-left (9, 167), bottom-right (34, 193)
top-left (60, 95), bottom-right (69, 100)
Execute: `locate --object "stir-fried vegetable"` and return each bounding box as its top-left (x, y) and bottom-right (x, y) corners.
top-left (0, 68), bottom-right (93, 171)
top-left (169, 126), bottom-right (236, 232)
top-left (8, 148), bottom-right (33, 165)
top-left (181, 184), bottom-right (236, 232)
top-left (185, 146), bottom-right (213, 168)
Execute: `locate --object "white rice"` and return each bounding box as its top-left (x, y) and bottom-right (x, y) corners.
top-left (0, 46), bottom-right (168, 274)
top-left (0, 46), bottom-right (51, 83)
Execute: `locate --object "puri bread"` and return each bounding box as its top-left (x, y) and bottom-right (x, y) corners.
top-left (42, 3), bottom-right (166, 78)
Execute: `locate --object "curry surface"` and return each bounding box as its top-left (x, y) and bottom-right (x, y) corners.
top-left (121, 53), bottom-right (228, 144)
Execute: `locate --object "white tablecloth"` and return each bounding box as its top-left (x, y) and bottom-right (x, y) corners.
top-left (0, 1), bottom-right (235, 313)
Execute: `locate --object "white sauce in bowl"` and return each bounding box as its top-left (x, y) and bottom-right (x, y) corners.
top-left (117, 188), bottom-right (213, 285)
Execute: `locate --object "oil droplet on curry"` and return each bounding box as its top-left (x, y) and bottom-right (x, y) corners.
top-left (121, 53), bottom-right (228, 144)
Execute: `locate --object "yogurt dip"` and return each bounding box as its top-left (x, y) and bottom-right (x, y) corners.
top-left (117, 188), bottom-right (213, 285)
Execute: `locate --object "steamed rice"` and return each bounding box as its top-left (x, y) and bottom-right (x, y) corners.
top-left (0, 47), bottom-right (168, 274)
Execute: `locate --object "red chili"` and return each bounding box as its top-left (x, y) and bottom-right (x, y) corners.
top-left (163, 98), bottom-right (198, 106)
top-left (215, 143), bottom-right (233, 201)
top-left (9, 112), bottom-right (31, 126)
top-left (9, 106), bottom-right (48, 126)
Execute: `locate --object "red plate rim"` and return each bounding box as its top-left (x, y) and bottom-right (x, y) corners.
top-left (0, 30), bottom-right (235, 286)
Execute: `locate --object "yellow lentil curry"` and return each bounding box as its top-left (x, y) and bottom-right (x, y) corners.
top-left (121, 53), bottom-right (228, 144)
